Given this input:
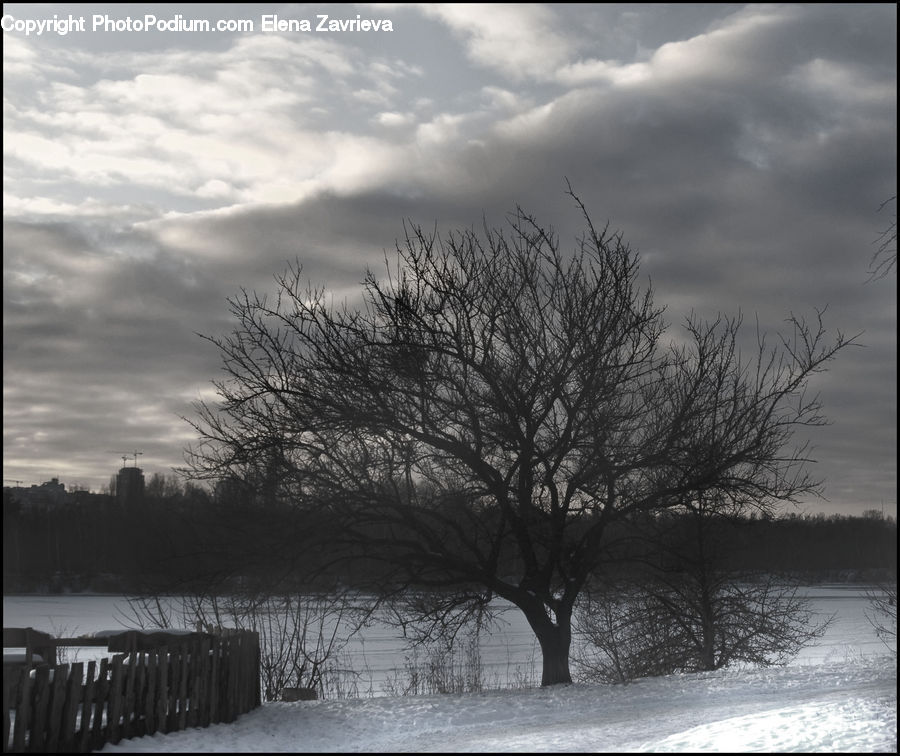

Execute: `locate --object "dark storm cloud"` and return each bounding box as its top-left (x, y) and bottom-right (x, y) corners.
top-left (2, 3), bottom-right (895, 514)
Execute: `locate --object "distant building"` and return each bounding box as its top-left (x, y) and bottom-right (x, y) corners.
top-left (117, 466), bottom-right (145, 506)
top-left (4, 477), bottom-right (68, 512)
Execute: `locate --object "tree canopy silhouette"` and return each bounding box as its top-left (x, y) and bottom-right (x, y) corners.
top-left (186, 189), bottom-right (855, 685)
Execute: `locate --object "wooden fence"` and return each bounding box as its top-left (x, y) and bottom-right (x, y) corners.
top-left (3, 630), bottom-right (260, 753)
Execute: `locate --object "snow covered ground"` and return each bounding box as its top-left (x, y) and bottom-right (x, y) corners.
top-left (98, 655), bottom-right (895, 752)
top-left (4, 589), bottom-right (896, 752)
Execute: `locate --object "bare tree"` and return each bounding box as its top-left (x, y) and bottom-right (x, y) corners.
top-left (185, 189), bottom-right (855, 686)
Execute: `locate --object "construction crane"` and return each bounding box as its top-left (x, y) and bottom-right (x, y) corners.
top-left (3, 478), bottom-right (24, 487)
top-left (105, 450), bottom-right (144, 467)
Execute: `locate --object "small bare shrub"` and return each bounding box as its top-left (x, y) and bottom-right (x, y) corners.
top-left (574, 575), bottom-right (833, 684)
top-left (381, 630), bottom-right (487, 696)
top-left (118, 590), bottom-right (368, 701)
top-left (48, 621), bottom-right (82, 666)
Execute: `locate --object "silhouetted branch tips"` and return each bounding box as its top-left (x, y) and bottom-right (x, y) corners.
top-left (864, 580), bottom-right (897, 655)
top-left (868, 195), bottom-right (896, 281)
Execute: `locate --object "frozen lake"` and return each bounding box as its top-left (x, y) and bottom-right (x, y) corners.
top-left (2, 585), bottom-right (892, 697)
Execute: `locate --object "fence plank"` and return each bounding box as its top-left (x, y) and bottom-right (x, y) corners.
top-left (46, 664), bottom-right (69, 752)
top-left (250, 633), bottom-right (260, 709)
top-left (143, 652), bottom-right (157, 736)
top-left (197, 637), bottom-right (211, 728)
top-left (240, 635), bottom-right (250, 713)
top-left (208, 636), bottom-right (220, 725)
top-left (220, 637), bottom-right (233, 723)
top-left (176, 645), bottom-right (189, 731)
top-left (239, 635), bottom-right (249, 714)
top-left (2, 669), bottom-right (11, 753)
top-left (234, 636), bottom-right (244, 716)
top-left (60, 662), bottom-right (83, 752)
top-left (228, 636), bottom-right (239, 721)
top-left (11, 667), bottom-right (31, 752)
top-left (89, 658), bottom-right (108, 751)
top-left (121, 653), bottom-right (137, 740)
top-left (165, 648), bottom-right (179, 733)
top-left (134, 652), bottom-right (148, 738)
top-left (28, 666), bottom-right (51, 753)
top-left (107, 655), bottom-right (125, 745)
top-left (45, 664), bottom-right (69, 753)
top-left (156, 648), bottom-right (169, 734)
top-left (186, 640), bottom-right (198, 729)
top-left (252, 633), bottom-right (261, 708)
top-left (77, 660), bottom-right (96, 753)
top-left (192, 640), bottom-right (203, 729)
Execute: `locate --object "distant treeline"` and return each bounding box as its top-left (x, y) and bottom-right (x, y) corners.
top-left (3, 476), bottom-right (896, 594)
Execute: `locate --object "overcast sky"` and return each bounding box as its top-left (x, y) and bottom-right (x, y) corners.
top-left (3, 3), bottom-right (896, 517)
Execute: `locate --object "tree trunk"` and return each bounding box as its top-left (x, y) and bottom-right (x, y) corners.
top-left (522, 605), bottom-right (574, 686)
top-left (699, 620), bottom-right (716, 671)
top-left (537, 625), bottom-right (573, 685)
